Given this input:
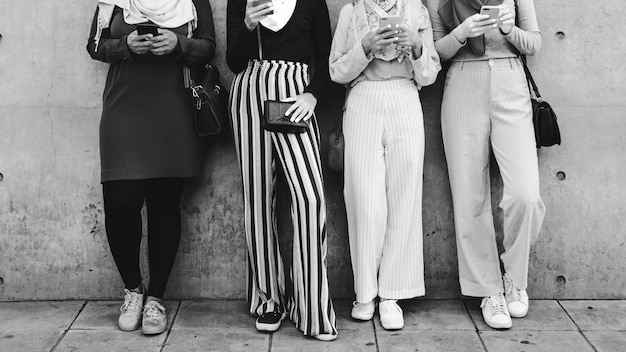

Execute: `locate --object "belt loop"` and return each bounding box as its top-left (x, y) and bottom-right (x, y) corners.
top-left (509, 58), bottom-right (514, 69)
top-left (459, 61), bottom-right (464, 70)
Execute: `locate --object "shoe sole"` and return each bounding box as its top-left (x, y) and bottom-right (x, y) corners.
top-left (351, 312), bottom-right (374, 321)
top-left (255, 320), bottom-right (282, 332)
top-left (509, 311), bottom-right (528, 318)
top-left (381, 321), bottom-right (404, 330)
top-left (142, 325), bottom-right (166, 335)
top-left (484, 320), bottom-right (512, 329)
top-left (119, 324), bottom-right (139, 332)
top-left (314, 334), bottom-right (338, 341)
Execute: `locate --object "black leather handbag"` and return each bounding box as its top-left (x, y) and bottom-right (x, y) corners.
top-left (520, 56), bottom-right (561, 148)
top-left (263, 100), bottom-right (308, 133)
top-left (183, 64), bottom-right (229, 136)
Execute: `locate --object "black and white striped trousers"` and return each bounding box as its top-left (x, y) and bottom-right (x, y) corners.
top-left (229, 59), bottom-right (336, 337)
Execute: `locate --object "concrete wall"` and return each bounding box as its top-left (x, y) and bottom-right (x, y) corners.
top-left (0, 0), bottom-right (624, 301)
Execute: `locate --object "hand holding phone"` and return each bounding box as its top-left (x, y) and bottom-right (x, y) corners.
top-left (252, 0), bottom-right (274, 14)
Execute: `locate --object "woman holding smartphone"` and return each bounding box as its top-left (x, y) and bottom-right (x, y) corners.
top-left (329, 0), bottom-right (440, 330)
top-left (226, 0), bottom-right (337, 341)
top-left (426, 0), bottom-right (546, 329)
top-left (87, 0), bottom-right (215, 335)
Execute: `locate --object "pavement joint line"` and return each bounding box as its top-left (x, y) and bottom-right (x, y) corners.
top-left (556, 300), bottom-right (599, 352)
top-left (371, 316), bottom-right (379, 352)
top-left (159, 300), bottom-right (182, 352)
top-left (268, 332), bottom-right (273, 352)
top-left (462, 299), bottom-right (489, 352)
top-left (49, 300), bottom-right (88, 352)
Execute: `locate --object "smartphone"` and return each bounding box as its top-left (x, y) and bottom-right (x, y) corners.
top-left (380, 15), bottom-right (401, 29)
top-left (479, 6), bottom-right (500, 21)
top-left (252, 0), bottom-right (274, 15)
top-left (136, 23), bottom-right (159, 36)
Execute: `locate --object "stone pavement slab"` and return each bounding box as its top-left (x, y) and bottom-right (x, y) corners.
top-left (162, 330), bottom-right (269, 352)
top-left (0, 301), bottom-right (84, 330)
top-left (334, 299), bottom-right (375, 331)
top-left (582, 331), bottom-right (626, 352)
top-left (54, 330), bottom-right (166, 352)
top-left (377, 299), bottom-right (476, 331)
top-left (0, 329), bottom-right (63, 352)
top-left (172, 300), bottom-right (251, 331)
top-left (559, 300), bottom-right (626, 330)
top-left (479, 331), bottom-right (594, 352)
top-left (467, 300), bottom-right (577, 331)
top-left (71, 300), bottom-right (179, 330)
top-left (271, 325), bottom-right (376, 352)
top-left (377, 330), bottom-right (484, 352)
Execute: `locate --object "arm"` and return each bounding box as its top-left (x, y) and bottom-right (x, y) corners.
top-left (329, 4), bottom-right (371, 85)
top-left (226, 0), bottom-right (257, 73)
top-left (86, 7), bottom-right (133, 63)
top-left (425, 0), bottom-right (465, 62)
top-left (501, 0), bottom-right (541, 55)
top-left (408, 22), bottom-right (441, 87)
top-left (176, 0), bottom-right (216, 65)
top-left (303, 0), bottom-right (333, 97)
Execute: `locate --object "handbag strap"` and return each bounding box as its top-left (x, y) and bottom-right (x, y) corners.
top-left (514, 0), bottom-right (542, 101)
top-left (257, 26), bottom-right (263, 60)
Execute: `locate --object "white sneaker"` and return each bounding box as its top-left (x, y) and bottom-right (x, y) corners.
top-left (351, 300), bottom-right (375, 321)
top-left (379, 300), bottom-right (404, 330)
top-left (503, 274), bottom-right (529, 318)
top-left (480, 293), bottom-right (512, 329)
top-left (118, 289), bottom-right (143, 331)
top-left (142, 300), bottom-right (167, 335)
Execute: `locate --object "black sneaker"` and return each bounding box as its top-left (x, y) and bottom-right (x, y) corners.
top-left (255, 310), bottom-right (284, 332)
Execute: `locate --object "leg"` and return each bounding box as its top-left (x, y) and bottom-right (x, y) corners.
top-left (144, 177), bottom-right (185, 299)
top-left (378, 80), bottom-right (426, 300)
top-left (441, 62), bottom-right (502, 297)
top-left (272, 118), bottom-right (337, 337)
top-left (102, 180), bottom-right (146, 290)
top-left (343, 82), bottom-right (387, 304)
top-left (490, 59), bottom-right (546, 291)
top-left (230, 66), bottom-right (286, 317)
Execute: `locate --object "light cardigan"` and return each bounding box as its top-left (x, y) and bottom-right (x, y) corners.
top-left (329, 0), bottom-right (441, 89)
top-left (426, 0), bottom-right (541, 61)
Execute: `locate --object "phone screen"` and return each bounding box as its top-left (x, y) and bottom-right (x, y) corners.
top-left (137, 24), bottom-right (159, 36)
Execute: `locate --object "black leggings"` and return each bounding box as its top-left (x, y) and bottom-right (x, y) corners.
top-left (102, 178), bottom-right (185, 298)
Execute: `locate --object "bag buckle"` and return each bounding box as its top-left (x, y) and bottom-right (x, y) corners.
top-left (191, 85), bottom-right (202, 109)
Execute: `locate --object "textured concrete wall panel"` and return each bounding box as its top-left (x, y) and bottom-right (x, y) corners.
top-left (0, 0), bottom-right (625, 300)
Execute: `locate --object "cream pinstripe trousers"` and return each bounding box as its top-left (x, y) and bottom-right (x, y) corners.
top-left (441, 58), bottom-right (546, 297)
top-left (229, 60), bottom-right (336, 336)
top-left (344, 79), bottom-right (425, 303)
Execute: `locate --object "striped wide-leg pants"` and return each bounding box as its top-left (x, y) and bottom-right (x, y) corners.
top-left (229, 59), bottom-right (336, 336)
top-left (344, 79), bottom-right (426, 303)
top-left (441, 58), bottom-right (546, 297)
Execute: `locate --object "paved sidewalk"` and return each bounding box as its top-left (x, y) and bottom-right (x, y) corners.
top-left (1, 299), bottom-right (625, 352)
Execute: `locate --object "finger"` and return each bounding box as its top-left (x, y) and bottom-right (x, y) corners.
top-left (290, 106), bottom-right (306, 122)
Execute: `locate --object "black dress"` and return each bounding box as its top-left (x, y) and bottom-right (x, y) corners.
top-left (87, 0), bottom-right (216, 182)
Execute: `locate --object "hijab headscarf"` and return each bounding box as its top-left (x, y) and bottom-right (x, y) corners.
top-left (437, 0), bottom-right (503, 56)
top-left (94, 0), bottom-right (197, 51)
top-left (354, 0), bottom-right (430, 62)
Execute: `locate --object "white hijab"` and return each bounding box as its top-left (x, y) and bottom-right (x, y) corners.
top-left (94, 0), bottom-right (197, 51)
top-left (259, 0), bottom-right (296, 32)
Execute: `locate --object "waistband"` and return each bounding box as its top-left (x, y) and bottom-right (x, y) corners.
top-left (450, 57), bottom-right (522, 70)
top-left (248, 59), bottom-right (309, 70)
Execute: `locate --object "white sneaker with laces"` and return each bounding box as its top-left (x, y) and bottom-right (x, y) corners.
top-left (480, 293), bottom-right (512, 329)
top-left (379, 300), bottom-right (404, 330)
top-left (351, 300), bottom-right (375, 321)
top-left (503, 274), bottom-right (529, 318)
top-left (118, 289), bottom-right (143, 331)
top-left (142, 300), bottom-right (167, 335)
